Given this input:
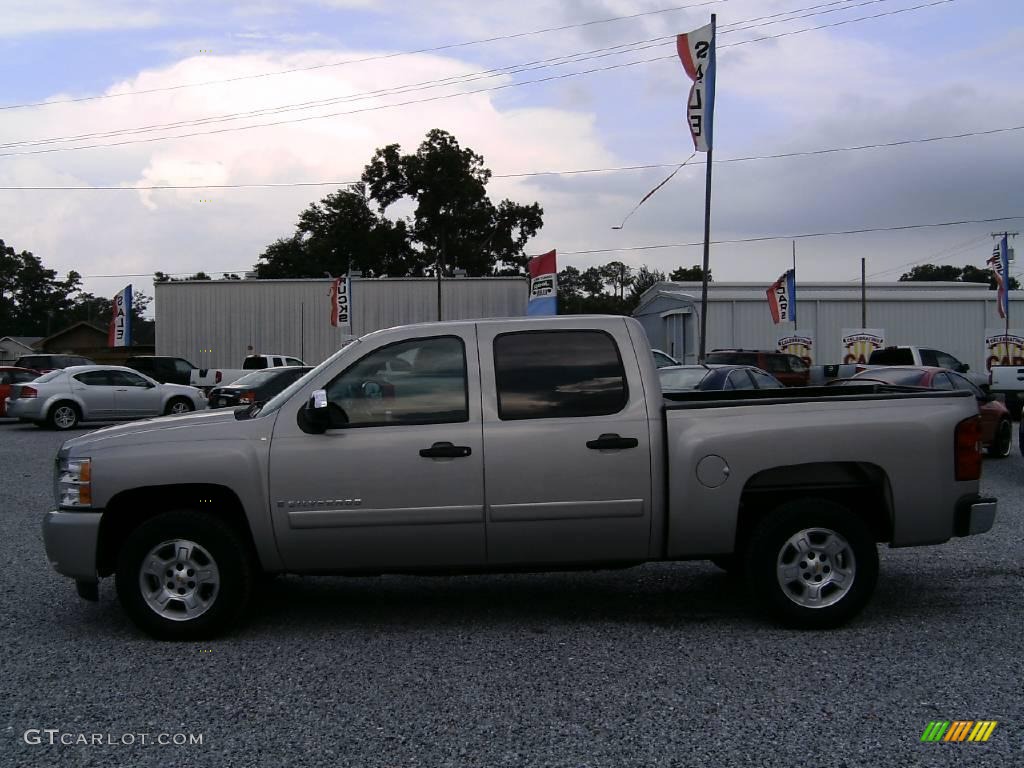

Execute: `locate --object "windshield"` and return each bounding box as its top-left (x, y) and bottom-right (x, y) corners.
top-left (659, 367), bottom-right (710, 390)
top-left (256, 341), bottom-right (358, 416)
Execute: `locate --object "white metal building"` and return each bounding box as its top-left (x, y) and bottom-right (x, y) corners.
top-left (634, 281), bottom-right (1024, 371)
top-left (155, 276), bottom-right (528, 368)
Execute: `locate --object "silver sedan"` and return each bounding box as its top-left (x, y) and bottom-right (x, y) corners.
top-left (4, 365), bottom-right (207, 430)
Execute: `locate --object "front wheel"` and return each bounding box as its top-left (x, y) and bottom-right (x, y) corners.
top-left (744, 499), bottom-right (878, 629)
top-left (165, 397), bottom-right (194, 416)
top-left (987, 419), bottom-right (1012, 458)
top-left (116, 511), bottom-right (254, 640)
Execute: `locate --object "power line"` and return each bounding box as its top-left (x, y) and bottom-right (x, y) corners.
top-left (859, 234), bottom-right (988, 280)
top-left (0, 0), bottom-right (727, 111)
top-left (3, 123), bottom-right (1018, 190)
top-left (64, 215), bottom-right (1024, 279)
top-left (0, 0), bottom-right (898, 152)
top-left (559, 216), bottom-right (1024, 256)
top-left (0, 0), bottom-right (955, 159)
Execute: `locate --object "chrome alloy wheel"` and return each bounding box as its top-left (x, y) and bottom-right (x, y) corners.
top-left (775, 527), bottom-right (856, 609)
top-left (170, 400), bottom-right (191, 414)
top-left (138, 539), bottom-right (220, 621)
top-left (53, 405), bottom-right (77, 429)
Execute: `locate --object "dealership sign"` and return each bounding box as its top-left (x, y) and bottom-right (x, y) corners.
top-left (330, 276), bottom-right (352, 331)
top-left (841, 329), bottom-right (885, 364)
top-left (108, 284), bottom-right (132, 348)
top-left (777, 332), bottom-right (813, 365)
top-left (984, 329), bottom-right (1024, 369)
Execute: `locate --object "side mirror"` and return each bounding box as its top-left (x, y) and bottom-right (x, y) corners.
top-left (298, 388), bottom-right (346, 434)
top-left (957, 363), bottom-right (969, 372)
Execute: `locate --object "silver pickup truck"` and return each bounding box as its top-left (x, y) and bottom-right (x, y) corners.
top-left (43, 316), bottom-right (997, 639)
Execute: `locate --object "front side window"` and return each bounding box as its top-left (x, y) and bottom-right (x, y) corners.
top-left (494, 331), bottom-right (628, 420)
top-left (326, 336), bottom-right (467, 426)
top-left (765, 356), bottom-right (789, 373)
top-left (919, 349), bottom-right (939, 367)
top-left (285, 357), bottom-right (304, 367)
top-left (934, 351), bottom-right (961, 371)
top-left (948, 372), bottom-right (982, 397)
top-left (724, 370), bottom-right (756, 390)
top-left (174, 359), bottom-right (194, 376)
top-left (787, 356), bottom-right (808, 373)
top-left (109, 370), bottom-right (151, 387)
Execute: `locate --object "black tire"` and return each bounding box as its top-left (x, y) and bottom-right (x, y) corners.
top-left (46, 401), bottom-right (80, 430)
top-left (744, 499), bottom-right (879, 629)
top-left (116, 510), bottom-right (255, 640)
top-left (987, 419), bottom-right (1012, 458)
top-left (164, 397), bottom-right (194, 416)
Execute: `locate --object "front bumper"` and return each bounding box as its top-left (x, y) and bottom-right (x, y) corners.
top-left (953, 495), bottom-right (997, 537)
top-left (42, 510), bottom-right (102, 581)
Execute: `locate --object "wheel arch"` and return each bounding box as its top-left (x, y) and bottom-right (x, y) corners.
top-left (97, 484), bottom-right (261, 577)
top-left (736, 462), bottom-right (894, 551)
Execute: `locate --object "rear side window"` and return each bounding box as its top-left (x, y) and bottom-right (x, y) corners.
top-left (750, 370), bottom-right (784, 389)
top-left (494, 331), bottom-right (628, 420)
top-left (869, 349), bottom-right (913, 365)
top-left (724, 370), bottom-right (755, 390)
top-left (765, 356), bottom-right (790, 373)
top-left (34, 370), bottom-right (63, 384)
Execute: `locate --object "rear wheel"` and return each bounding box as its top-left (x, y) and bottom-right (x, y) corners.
top-left (116, 511), bottom-right (254, 640)
top-left (165, 397), bottom-right (194, 416)
top-left (744, 499), bottom-right (878, 629)
top-left (987, 419), bottom-right (1012, 458)
top-left (46, 402), bottom-right (80, 430)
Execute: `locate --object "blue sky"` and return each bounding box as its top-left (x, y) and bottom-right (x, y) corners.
top-left (1, 0), bottom-right (1021, 302)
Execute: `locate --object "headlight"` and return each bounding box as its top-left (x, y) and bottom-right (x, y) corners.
top-left (57, 457), bottom-right (92, 508)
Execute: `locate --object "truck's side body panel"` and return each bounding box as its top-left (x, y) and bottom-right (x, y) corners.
top-left (664, 391), bottom-right (978, 556)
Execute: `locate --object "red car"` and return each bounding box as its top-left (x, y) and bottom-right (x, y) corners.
top-left (0, 367), bottom-right (40, 416)
top-left (850, 366), bottom-right (1013, 457)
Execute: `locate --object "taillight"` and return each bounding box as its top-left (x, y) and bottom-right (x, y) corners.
top-left (954, 415), bottom-right (982, 481)
top-left (215, 371), bottom-right (222, 384)
top-left (20, 386), bottom-right (37, 398)
top-left (238, 391), bottom-right (257, 404)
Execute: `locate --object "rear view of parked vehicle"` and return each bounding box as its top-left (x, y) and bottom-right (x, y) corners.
top-left (989, 365), bottom-right (1024, 420)
top-left (703, 349), bottom-right (809, 386)
top-left (659, 364), bottom-right (784, 393)
top-left (5, 366), bottom-right (206, 430)
top-left (124, 356), bottom-right (197, 386)
top-left (0, 367), bottom-right (40, 416)
top-left (208, 366), bottom-right (311, 408)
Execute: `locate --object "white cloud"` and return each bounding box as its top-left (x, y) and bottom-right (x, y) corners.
top-left (0, 0), bottom-right (164, 36)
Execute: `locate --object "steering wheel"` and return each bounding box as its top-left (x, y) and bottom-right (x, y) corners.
top-left (346, 378), bottom-right (389, 421)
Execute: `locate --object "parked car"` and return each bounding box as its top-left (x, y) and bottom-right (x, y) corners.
top-left (14, 353), bottom-right (94, 373)
top-left (651, 349), bottom-right (680, 368)
top-left (846, 366), bottom-right (1012, 457)
top-left (989, 365), bottom-right (1024, 420)
top-left (0, 366), bottom-right (40, 417)
top-left (42, 316), bottom-right (996, 639)
top-left (125, 356), bottom-right (197, 386)
top-left (208, 366), bottom-right (312, 409)
top-left (867, 346), bottom-right (987, 387)
top-left (190, 353), bottom-right (306, 391)
top-left (5, 365), bottom-right (206, 430)
top-left (659, 364), bottom-right (783, 393)
top-left (703, 349), bottom-right (809, 386)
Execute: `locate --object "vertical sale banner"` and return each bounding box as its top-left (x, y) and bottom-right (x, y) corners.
top-left (841, 329), bottom-right (886, 364)
top-left (766, 270), bottom-right (796, 324)
top-left (329, 275), bottom-right (352, 331)
top-left (527, 250), bottom-right (557, 316)
top-left (108, 284), bottom-right (132, 347)
top-left (984, 329), bottom-right (1024, 369)
top-left (676, 23), bottom-right (716, 152)
top-left (777, 332), bottom-right (814, 365)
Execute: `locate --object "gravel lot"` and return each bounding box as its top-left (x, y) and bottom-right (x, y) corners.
top-left (1, 419), bottom-right (1022, 768)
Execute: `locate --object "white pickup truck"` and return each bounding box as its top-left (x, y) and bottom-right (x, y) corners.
top-left (43, 316), bottom-right (997, 639)
top-left (190, 353), bottom-right (306, 391)
top-left (989, 365), bottom-right (1024, 420)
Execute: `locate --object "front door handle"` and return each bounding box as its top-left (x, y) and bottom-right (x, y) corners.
top-left (586, 433), bottom-right (639, 450)
top-left (419, 441), bottom-right (472, 459)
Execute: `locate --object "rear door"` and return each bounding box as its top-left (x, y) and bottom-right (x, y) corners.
top-left (70, 371), bottom-right (117, 418)
top-left (477, 321), bottom-right (653, 566)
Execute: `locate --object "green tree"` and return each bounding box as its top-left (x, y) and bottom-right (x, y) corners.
top-left (0, 238), bottom-right (82, 335)
top-left (362, 129), bottom-right (543, 276)
top-left (899, 263), bottom-right (1019, 289)
top-left (599, 261), bottom-right (634, 300)
top-left (669, 264), bottom-right (713, 282)
top-left (629, 266), bottom-right (667, 305)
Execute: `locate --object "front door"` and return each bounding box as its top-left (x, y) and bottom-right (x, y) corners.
top-left (109, 370), bottom-right (163, 417)
top-left (267, 328), bottom-right (486, 571)
top-left (476, 322), bottom-right (654, 566)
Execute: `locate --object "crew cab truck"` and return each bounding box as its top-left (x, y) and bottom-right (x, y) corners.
top-left (43, 316), bottom-right (997, 640)
top-left (989, 365), bottom-right (1024, 420)
top-left (189, 353), bottom-right (305, 391)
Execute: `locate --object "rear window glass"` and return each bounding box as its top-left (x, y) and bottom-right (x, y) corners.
top-left (868, 349), bottom-right (913, 365)
top-left (705, 352), bottom-right (758, 366)
top-left (242, 356), bottom-right (269, 370)
top-left (856, 369), bottom-right (925, 386)
top-left (659, 368), bottom-right (709, 390)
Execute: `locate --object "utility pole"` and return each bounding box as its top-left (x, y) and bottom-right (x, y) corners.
top-left (792, 241), bottom-right (797, 331)
top-left (861, 258), bottom-right (867, 328)
top-left (990, 231), bottom-right (1018, 335)
top-left (697, 13), bottom-right (717, 363)
top-left (437, 230), bottom-right (446, 322)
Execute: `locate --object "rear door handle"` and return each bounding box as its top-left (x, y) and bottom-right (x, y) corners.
top-left (586, 433), bottom-right (639, 450)
top-left (419, 441), bottom-right (472, 459)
